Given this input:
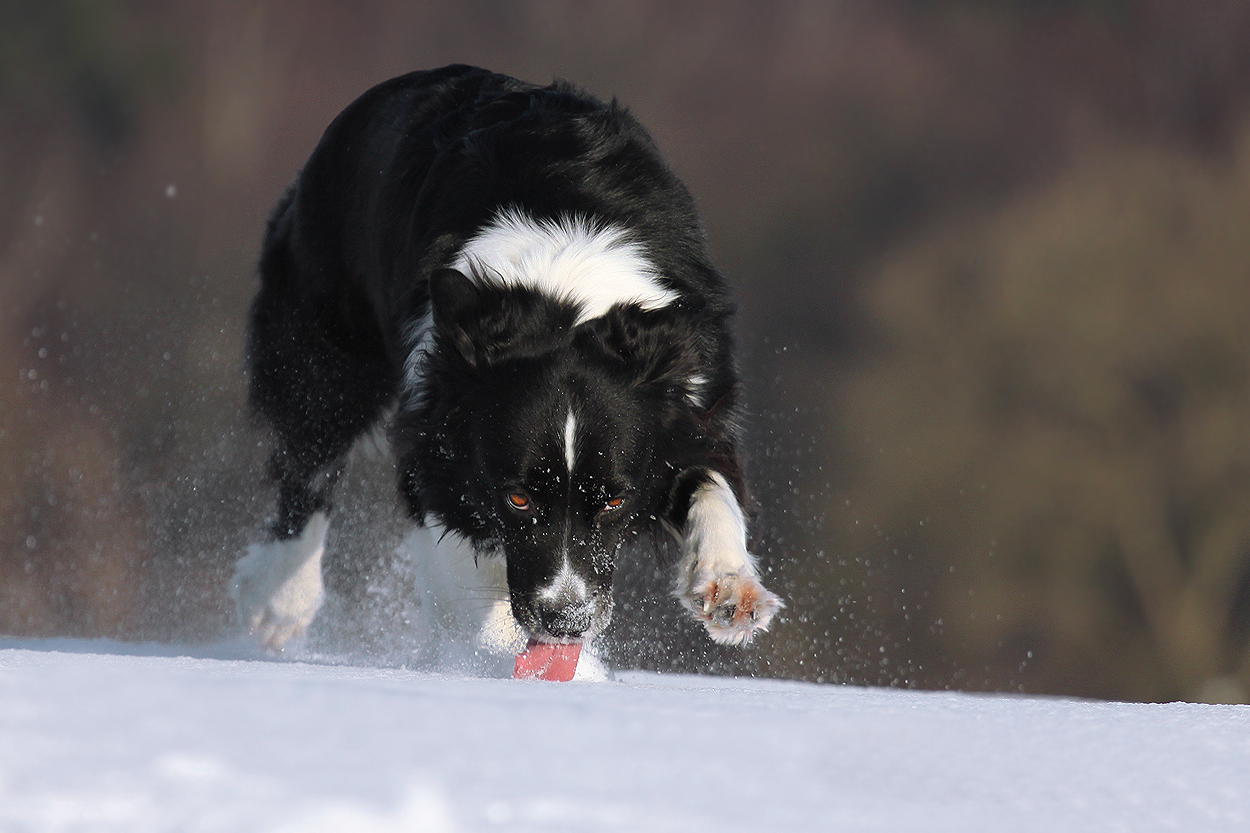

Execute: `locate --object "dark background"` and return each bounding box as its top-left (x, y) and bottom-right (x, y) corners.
top-left (4, 0), bottom-right (1250, 703)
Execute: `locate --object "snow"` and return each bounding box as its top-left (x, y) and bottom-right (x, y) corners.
top-left (2, 639), bottom-right (1248, 832)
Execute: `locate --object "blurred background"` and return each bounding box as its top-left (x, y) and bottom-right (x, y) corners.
top-left (3, 0), bottom-right (1250, 704)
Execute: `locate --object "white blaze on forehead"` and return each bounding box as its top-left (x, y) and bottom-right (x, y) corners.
top-left (564, 409), bottom-right (577, 472)
top-left (452, 208), bottom-right (677, 324)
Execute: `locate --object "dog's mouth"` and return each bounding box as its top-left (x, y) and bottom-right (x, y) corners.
top-left (527, 633), bottom-right (584, 645)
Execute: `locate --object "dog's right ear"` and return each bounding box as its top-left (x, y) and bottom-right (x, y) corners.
top-left (579, 304), bottom-right (702, 396)
top-left (428, 267), bottom-right (482, 366)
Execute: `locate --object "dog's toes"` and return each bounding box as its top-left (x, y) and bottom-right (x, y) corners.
top-left (253, 608), bottom-right (308, 652)
top-left (242, 593), bottom-right (320, 652)
top-left (681, 571), bottom-right (783, 646)
top-left (231, 543), bottom-right (325, 652)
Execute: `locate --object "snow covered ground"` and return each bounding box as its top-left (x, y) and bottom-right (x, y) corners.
top-left (2, 638), bottom-right (1248, 832)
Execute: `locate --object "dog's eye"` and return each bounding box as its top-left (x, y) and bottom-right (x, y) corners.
top-left (603, 496), bottom-right (626, 512)
top-left (506, 492), bottom-right (531, 511)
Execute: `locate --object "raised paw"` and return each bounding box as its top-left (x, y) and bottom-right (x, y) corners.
top-left (678, 569), bottom-right (783, 646)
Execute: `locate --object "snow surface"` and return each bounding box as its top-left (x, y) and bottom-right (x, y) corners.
top-left (2, 638), bottom-right (1248, 832)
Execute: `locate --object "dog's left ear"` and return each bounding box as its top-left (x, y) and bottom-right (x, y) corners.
top-left (429, 267), bottom-right (578, 369)
top-left (428, 267), bottom-right (485, 366)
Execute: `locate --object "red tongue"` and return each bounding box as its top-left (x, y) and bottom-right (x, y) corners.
top-left (513, 639), bottom-right (582, 681)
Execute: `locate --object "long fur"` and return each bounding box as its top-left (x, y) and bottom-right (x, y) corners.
top-left (234, 64), bottom-right (781, 662)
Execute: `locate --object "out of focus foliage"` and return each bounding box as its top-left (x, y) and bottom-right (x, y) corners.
top-left (2, 0), bottom-right (1248, 703)
top-left (831, 141), bottom-right (1250, 702)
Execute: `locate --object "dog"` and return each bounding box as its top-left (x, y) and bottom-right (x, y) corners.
top-left (232, 65), bottom-right (782, 669)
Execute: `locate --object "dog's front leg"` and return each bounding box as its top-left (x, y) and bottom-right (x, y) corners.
top-left (674, 472), bottom-right (783, 645)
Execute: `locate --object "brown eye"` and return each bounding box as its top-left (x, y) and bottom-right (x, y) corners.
top-left (507, 492), bottom-right (531, 511)
top-left (603, 496), bottom-right (625, 511)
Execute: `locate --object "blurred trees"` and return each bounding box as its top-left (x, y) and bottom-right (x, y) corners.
top-left (2, 0), bottom-right (1250, 702)
top-left (0, 2), bottom-right (258, 639)
top-left (832, 139), bottom-right (1250, 702)
top-left (0, 0), bottom-right (166, 637)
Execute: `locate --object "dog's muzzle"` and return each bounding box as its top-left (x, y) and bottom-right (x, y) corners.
top-left (533, 597), bottom-right (596, 640)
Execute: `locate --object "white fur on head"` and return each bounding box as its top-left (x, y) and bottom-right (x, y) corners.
top-left (563, 408), bottom-right (577, 472)
top-left (453, 208), bottom-right (677, 324)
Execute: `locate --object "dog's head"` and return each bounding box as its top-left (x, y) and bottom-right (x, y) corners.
top-left (396, 268), bottom-right (718, 643)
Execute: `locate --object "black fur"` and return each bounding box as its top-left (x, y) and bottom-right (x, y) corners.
top-left (248, 65), bottom-right (748, 642)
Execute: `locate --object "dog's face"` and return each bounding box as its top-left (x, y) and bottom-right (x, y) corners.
top-left (411, 355), bottom-right (659, 643)
top-left (400, 270), bottom-right (702, 643)
top-left (472, 362), bottom-right (654, 641)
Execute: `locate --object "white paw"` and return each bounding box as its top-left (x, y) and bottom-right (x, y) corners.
top-left (678, 565), bottom-right (783, 646)
top-left (676, 472), bottom-right (784, 646)
top-left (232, 513), bottom-right (329, 651)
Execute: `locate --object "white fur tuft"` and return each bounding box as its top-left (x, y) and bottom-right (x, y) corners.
top-left (453, 208), bottom-right (677, 324)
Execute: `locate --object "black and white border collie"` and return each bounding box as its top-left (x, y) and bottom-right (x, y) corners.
top-left (232, 65), bottom-right (782, 670)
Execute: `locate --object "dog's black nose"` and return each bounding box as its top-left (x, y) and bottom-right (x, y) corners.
top-left (537, 603), bottom-right (593, 639)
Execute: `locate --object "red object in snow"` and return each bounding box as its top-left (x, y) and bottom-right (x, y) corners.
top-left (513, 639), bottom-right (581, 681)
